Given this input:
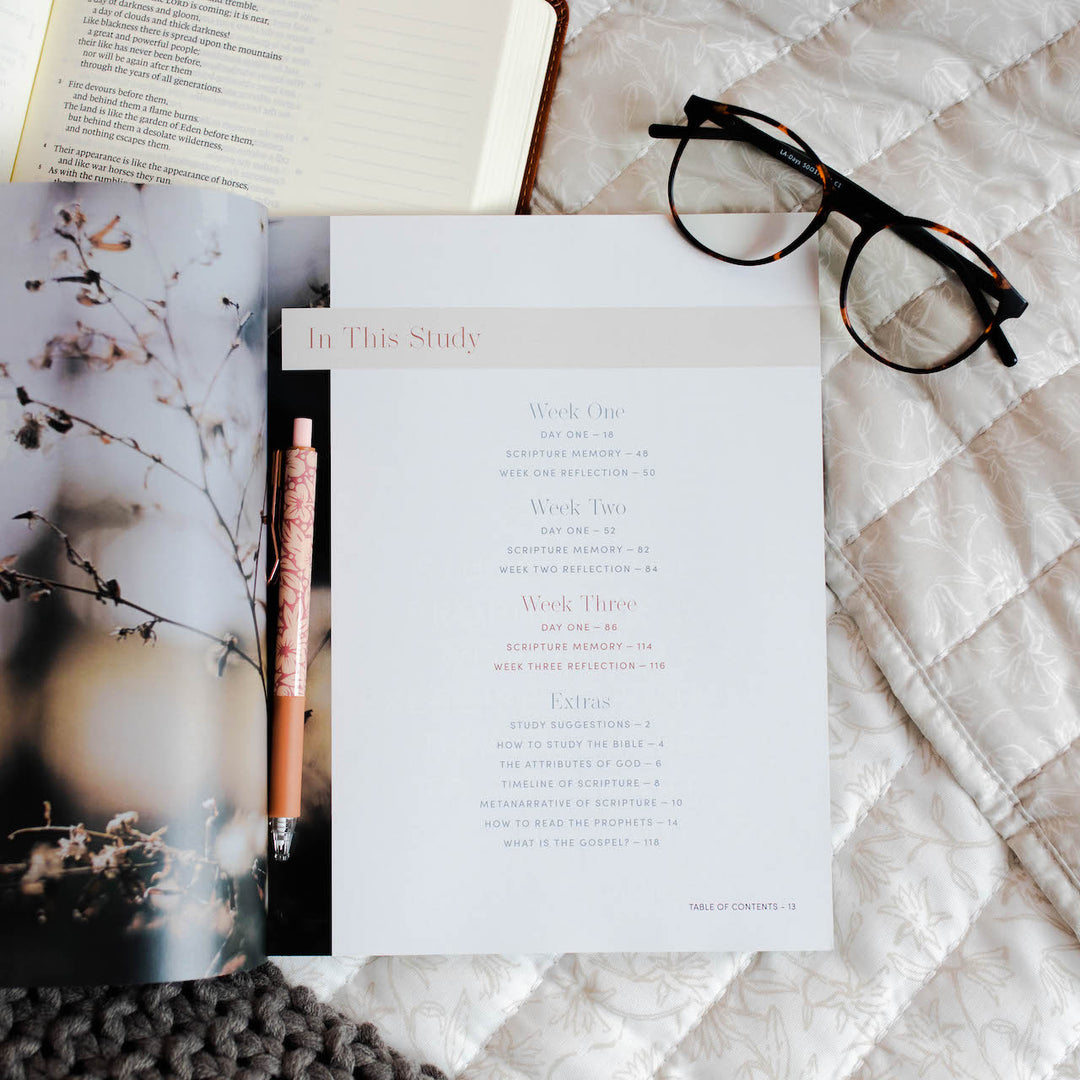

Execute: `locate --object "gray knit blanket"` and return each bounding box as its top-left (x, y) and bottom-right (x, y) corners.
top-left (0, 965), bottom-right (444, 1080)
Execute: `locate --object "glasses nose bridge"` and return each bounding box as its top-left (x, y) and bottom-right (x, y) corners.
top-left (820, 172), bottom-right (894, 236)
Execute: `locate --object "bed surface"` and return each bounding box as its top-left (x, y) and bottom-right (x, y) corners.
top-left (280, 1), bottom-right (1080, 1075)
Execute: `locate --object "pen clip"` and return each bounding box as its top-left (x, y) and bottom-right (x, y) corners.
top-left (265, 448), bottom-right (284, 584)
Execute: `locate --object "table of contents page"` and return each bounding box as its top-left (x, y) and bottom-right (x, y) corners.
top-left (282, 215), bottom-right (833, 955)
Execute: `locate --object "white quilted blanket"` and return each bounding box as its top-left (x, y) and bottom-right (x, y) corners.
top-left (281, 1), bottom-right (1080, 1076)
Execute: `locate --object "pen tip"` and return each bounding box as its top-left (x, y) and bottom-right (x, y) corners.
top-left (270, 817), bottom-right (297, 861)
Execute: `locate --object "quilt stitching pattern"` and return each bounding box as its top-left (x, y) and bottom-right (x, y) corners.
top-left (463, 955), bottom-right (754, 1078)
top-left (1015, 734), bottom-right (1080, 801)
top-left (644, 952), bottom-right (758, 1078)
top-left (549, 0), bottom-right (864, 214)
top-left (460, 953), bottom-right (566, 1072)
top-left (835, 874), bottom-right (1010, 1080)
top-left (834, 745), bottom-right (920, 852)
top-left (847, 860), bottom-right (1079, 1080)
top-left (925, 533), bottom-right (1080, 671)
top-left (827, 341), bottom-right (1080, 596)
top-left (825, 536), bottom-right (1080, 901)
top-left (848, 16), bottom-right (1080, 177)
top-left (832, 327), bottom-right (1080, 547)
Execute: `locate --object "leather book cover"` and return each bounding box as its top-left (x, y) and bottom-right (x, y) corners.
top-left (516, 0), bottom-right (569, 213)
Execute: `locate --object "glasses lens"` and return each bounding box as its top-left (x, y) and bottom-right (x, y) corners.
top-left (670, 116), bottom-right (824, 261)
top-left (844, 224), bottom-right (996, 372)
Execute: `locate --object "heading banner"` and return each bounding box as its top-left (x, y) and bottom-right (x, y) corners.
top-left (280, 306), bottom-right (820, 370)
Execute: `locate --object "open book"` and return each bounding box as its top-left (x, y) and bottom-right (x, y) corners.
top-left (1, 0), bottom-right (566, 214)
top-left (0, 181), bottom-right (832, 986)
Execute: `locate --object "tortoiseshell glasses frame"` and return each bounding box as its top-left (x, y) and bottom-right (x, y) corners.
top-left (649, 96), bottom-right (1028, 375)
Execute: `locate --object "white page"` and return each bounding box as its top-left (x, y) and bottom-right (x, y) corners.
top-left (283, 214), bottom-right (832, 954)
top-left (0, 0), bottom-right (51, 180)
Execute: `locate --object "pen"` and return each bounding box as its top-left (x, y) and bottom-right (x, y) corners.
top-left (269, 417), bottom-right (317, 861)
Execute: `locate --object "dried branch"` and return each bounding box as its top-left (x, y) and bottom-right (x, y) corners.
top-left (7, 380), bottom-right (207, 497)
top-left (0, 535), bottom-right (261, 679)
top-left (7, 201), bottom-right (268, 693)
top-left (1, 802), bottom-right (253, 977)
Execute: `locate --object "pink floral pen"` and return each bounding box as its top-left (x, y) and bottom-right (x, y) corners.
top-left (268, 418), bottom-right (317, 860)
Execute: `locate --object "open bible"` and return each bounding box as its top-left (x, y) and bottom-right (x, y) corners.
top-left (2, 0), bottom-right (566, 214)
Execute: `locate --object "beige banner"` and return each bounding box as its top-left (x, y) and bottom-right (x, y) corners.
top-left (281, 307), bottom-right (820, 370)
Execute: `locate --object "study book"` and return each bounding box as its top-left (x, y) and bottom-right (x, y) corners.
top-left (1, 0), bottom-right (567, 214)
top-left (0, 181), bottom-right (831, 985)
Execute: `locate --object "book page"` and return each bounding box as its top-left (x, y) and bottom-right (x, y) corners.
top-left (0, 0), bottom-right (52, 180)
top-left (12, 0), bottom-right (531, 214)
top-left (282, 215), bottom-right (833, 955)
top-left (0, 182), bottom-right (268, 985)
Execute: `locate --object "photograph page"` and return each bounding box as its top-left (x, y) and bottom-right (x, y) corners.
top-left (282, 214), bottom-right (833, 954)
top-left (0, 182), bottom-right (269, 985)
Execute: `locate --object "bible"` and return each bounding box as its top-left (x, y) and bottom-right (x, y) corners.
top-left (2, 0), bottom-right (567, 214)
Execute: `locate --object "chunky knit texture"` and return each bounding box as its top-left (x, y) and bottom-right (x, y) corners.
top-left (0, 963), bottom-right (445, 1080)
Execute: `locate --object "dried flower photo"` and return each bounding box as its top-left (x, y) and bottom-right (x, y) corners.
top-left (0, 182), bottom-right (268, 985)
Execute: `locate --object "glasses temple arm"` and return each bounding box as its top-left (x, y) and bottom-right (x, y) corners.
top-left (649, 116), bottom-right (826, 190)
top-left (897, 227), bottom-right (1028, 334)
top-left (960, 269), bottom-right (1020, 367)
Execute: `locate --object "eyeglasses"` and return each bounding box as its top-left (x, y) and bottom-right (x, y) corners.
top-left (648, 96), bottom-right (1028, 375)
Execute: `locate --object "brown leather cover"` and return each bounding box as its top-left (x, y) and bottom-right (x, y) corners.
top-left (515, 0), bottom-right (569, 214)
